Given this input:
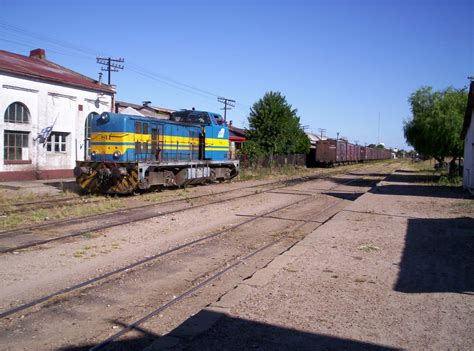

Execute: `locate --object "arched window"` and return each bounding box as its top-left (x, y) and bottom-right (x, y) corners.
top-left (4, 102), bottom-right (30, 124)
top-left (84, 112), bottom-right (98, 159)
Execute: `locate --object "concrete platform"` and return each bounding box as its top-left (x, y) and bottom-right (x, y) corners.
top-left (0, 177), bottom-right (77, 196)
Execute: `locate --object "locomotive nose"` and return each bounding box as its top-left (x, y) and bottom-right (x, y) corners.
top-left (111, 167), bottom-right (128, 178)
top-left (73, 166), bottom-right (91, 177)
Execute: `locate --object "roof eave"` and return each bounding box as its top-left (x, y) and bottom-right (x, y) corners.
top-left (0, 68), bottom-right (115, 95)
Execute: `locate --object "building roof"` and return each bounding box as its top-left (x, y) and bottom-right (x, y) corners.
top-left (115, 100), bottom-right (175, 118)
top-left (306, 132), bottom-right (327, 146)
top-left (461, 80), bottom-right (474, 140)
top-left (229, 125), bottom-right (246, 137)
top-left (0, 49), bottom-right (115, 94)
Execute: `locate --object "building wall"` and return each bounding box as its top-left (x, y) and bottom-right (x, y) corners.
top-left (0, 73), bottom-right (113, 180)
top-left (463, 111), bottom-right (474, 193)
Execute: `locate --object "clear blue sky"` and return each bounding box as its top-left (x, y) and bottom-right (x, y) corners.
top-left (0, 0), bottom-right (472, 149)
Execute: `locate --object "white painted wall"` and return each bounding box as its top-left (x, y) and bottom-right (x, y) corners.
top-left (463, 111), bottom-right (474, 193)
top-left (0, 73), bottom-right (113, 172)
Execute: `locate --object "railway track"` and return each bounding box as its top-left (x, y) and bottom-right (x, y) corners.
top-left (0, 164), bottom-right (397, 350)
top-left (0, 162), bottom-right (382, 235)
top-left (0, 169), bottom-right (387, 322)
top-left (91, 175), bottom-right (384, 350)
top-left (0, 166), bottom-right (391, 254)
top-left (0, 195), bottom-right (101, 215)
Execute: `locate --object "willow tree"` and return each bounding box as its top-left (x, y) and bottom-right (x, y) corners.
top-left (403, 86), bottom-right (467, 174)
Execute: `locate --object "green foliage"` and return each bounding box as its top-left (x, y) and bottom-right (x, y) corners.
top-left (240, 140), bottom-right (263, 162)
top-left (404, 86), bottom-right (467, 161)
top-left (246, 91), bottom-right (310, 156)
top-left (367, 143), bottom-right (386, 149)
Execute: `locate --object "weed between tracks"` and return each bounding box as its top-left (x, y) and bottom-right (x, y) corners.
top-left (0, 199), bottom-right (125, 230)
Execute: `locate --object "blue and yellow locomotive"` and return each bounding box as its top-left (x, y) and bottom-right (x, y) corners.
top-left (74, 110), bottom-right (239, 194)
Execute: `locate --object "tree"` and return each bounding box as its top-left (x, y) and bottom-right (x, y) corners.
top-left (368, 144), bottom-right (386, 149)
top-left (246, 91), bottom-right (310, 159)
top-left (403, 86), bottom-right (467, 174)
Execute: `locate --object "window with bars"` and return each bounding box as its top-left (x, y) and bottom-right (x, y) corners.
top-left (4, 102), bottom-right (30, 124)
top-left (46, 132), bottom-right (69, 153)
top-left (4, 131), bottom-right (29, 161)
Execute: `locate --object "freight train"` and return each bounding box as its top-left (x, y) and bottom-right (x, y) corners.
top-left (74, 110), bottom-right (239, 194)
top-left (307, 139), bottom-right (392, 167)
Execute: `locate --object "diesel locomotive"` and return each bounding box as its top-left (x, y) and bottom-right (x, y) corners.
top-left (74, 110), bottom-right (239, 194)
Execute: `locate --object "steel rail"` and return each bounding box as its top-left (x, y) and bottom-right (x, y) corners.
top-left (90, 175), bottom-right (385, 350)
top-left (0, 172), bottom-right (377, 320)
top-left (0, 196), bottom-right (102, 215)
top-left (0, 169), bottom-right (366, 253)
top-left (0, 164), bottom-right (363, 236)
top-left (0, 194), bottom-right (314, 319)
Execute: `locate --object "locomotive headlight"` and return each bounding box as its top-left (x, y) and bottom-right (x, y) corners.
top-left (113, 150), bottom-right (122, 159)
top-left (91, 150), bottom-right (97, 158)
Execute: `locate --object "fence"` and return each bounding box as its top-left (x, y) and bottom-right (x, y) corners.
top-left (239, 154), bottom-right (306, 169)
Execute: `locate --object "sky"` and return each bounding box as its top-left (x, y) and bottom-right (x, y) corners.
top-left (0, 0), bottom-right (472, 149)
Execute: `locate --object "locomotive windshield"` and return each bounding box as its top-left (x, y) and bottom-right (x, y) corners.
top-left (170, 110), bottom-right (211, 125)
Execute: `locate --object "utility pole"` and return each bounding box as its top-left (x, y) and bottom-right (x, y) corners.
top-left (96, 57), bottom-right (124, 85)
top-left (217, 97), bottom-right (235, 122)
top-left (318, 128), bottom-right (326, 139)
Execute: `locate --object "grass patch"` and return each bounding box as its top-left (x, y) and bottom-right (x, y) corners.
top-left (73, 250), bottom-right (86, 258)
top-left (436, 176), bottom-right (463, 187)
top-left (0, 198), bottom-right (126, 230)
top-left (357, 244), bottom-right (380, 252)
top-left (354, 277), bottom-right (367, 283)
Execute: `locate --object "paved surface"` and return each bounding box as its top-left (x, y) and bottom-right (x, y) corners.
top-left (146, 169), bottom-right (474, 350)
top-left (0, 178), bottom-right (77, 196)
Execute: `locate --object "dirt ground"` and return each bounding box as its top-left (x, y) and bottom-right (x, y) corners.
top-left (0, 163), bottom-right (394, 350)
top-left (146, 165), bottom-right (473, 351)
top-left (1, 162), bottom-right (472, 350)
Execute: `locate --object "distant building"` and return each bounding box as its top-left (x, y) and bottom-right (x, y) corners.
top-left (0, 48), bottom-right (115, 181)
top-left (306, 132), bottom-right (327, 149)
top-left (228, 121), bottom-right (246, 159)
top-left (461, 80), bottom-right (474, 194)
top-left (115, 101), bottom-right (174, 119)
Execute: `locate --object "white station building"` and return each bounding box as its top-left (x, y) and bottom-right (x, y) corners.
top-left (0, 48), bottom-right (115, 181)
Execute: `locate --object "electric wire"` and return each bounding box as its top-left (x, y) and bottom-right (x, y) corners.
top-left (0, 21), bottom-right (252, 111)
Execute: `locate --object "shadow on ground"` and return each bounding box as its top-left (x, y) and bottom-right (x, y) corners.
top-left (383, 173), bottom-right (441, 184)
top-left (46, 180), bottom-right (83, 194)
top-left (322, 191), bottom-right (365, 201)
top-left (348, 172), bottom-right (392, 177)
top-left (395, 217), bottom-right (474, 294)
top-left (60, 311), bottom-right (400, 351)
top-left (373, 184), bottom-right (467, 199)
top-left (370, 171), bottom-right (468, 199)
top-left (329, 177), bottom-right (379, 187)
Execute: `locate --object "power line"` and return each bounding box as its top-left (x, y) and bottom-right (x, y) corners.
top-left (96, 57), bottom-right (124, 85)
top-left (217, 97), bottom-right (235, 121)
top-left (0, 20), bottom-right (252, 111)
top-left (317, 128), bottom-right (326, 138)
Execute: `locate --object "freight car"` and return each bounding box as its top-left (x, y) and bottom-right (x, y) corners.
top-left (310, 138), bottom-right (391, 166)
top-left (74, 110), bottom-right (239, 194)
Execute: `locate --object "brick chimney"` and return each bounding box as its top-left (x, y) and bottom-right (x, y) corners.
top-left (29, 48), bottom-right (46, 59)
